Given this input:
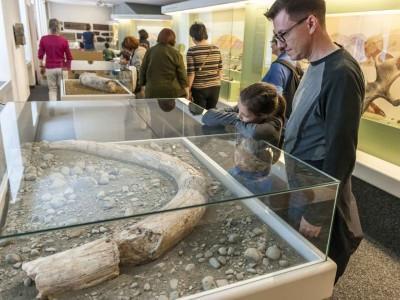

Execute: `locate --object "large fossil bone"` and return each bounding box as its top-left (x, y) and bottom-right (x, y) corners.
top-left (364, 56), bottom-right (400, 113)
top-left (22, 140), bottom-right (208, 299)
top-left (79, 72), bottom-right (120, 93)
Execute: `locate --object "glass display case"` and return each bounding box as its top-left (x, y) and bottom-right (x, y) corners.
top-left (0, 99), bottom-right (337, 299)
top-left (60, 60), bottom-right (136, 99)
top-left (169, 1), bottom-right (269, 103)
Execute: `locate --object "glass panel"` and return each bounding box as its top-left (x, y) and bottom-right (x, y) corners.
top-left (0, 99), bottom-right (337, 260)
top-left (0, 197), bottom-right (323, 299)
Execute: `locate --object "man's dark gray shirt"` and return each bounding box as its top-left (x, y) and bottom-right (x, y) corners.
top-left (284, 47), bottom-right (365, 239)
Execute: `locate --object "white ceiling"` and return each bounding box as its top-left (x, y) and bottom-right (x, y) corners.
top-left (47, 0), bottom-right (183, 6)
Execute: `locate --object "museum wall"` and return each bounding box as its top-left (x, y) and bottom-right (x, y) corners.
top-left (0, 0), bottom-right (30, 102)
top-left (47, 2), bottom-right (112, 25)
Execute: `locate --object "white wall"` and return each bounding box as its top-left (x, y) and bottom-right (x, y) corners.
top-left (48, 2), bottom-right (112, 24)
top-left (1, 0), bottom-right (30, 102)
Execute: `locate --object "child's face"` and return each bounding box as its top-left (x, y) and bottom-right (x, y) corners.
top-left (238, 101), bottom-right (259, 123)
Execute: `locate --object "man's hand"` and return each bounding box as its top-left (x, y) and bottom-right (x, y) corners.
top-left (299, 216), bottom-right (321, 238)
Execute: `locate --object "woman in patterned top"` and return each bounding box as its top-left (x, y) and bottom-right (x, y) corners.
top-left (187, 23), bottom-right (223, 109)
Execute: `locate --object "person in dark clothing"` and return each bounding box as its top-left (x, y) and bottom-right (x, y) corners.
top-left (138, 29), bottom-right (150, 49)
top-left (82, 24), bottom-right (95, 50)
top-left (202, 82), bottom-right (286, 147)
top-left (265, 0), bottom-right (365, 283)
top-left (139, 28), bottom-right (189, 98)
top-left (187, 23), bottom-right (223, 109)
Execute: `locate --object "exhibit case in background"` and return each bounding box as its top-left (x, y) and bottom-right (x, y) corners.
top-left (0, 99), bottom-right (337, 299)
top-left (164, 0), bottom-right (271, 103)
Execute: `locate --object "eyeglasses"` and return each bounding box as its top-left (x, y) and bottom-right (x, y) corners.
top-left (273, 16), bottom-right (308, 43)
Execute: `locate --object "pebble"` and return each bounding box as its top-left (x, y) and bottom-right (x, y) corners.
top-left (209, 257), bottom-right (221, 269)
top-left (185, 264), bottom-right (195, 272)
top-left (130, 282), bottom-right (138, 288)
top-left (99, 173), bottom-right (110, 185)
top-left (228, 233), bottom-right (240, 243)
top-left (236, 273), bottom-right (244, 280)
top-left (71, 166), bottom-right (83, 175)
top-left (158, 296), bottom-right (168, 300)
top-left (204, 250), bottom-right (213, 258)
top-left (43, 153), bottom-right (54, 161)
top-left (144, 283), bottom-right (151, 291)
top-left (61, 166), bottom-right (70, 176)
top-left (63, 187), bottom-right (74, 196)
top-left (99, 226), bottom-right (107, 233)
top-left (216, 279), bottom-right (229, 287)
top-left (96, 191), bottom-right (106, 199)
top-left (86, 165), bottom-right (96, 173)
top-left (50, 198), bottom-right (64, 209)
top-left (11, 262), bottom-right (22, 270)
top-left (169, 279), bottom-right (178, 290)
top-left (266, 245), bottom-right (281, 260)
top-left (252, 227), bottom-right (264, 236)
top-left (30, 249), bottom-right (40, 256)
top-left (125, 208), bottom-right (134, 216)
top-left (122, 186), bottom-right (129, 193)
top-left (5, 253), bottom-right (21, 264)
top-left (217, 256), bottom-right (227, 265)
top-left (0, 239), bottom-right (13, 247)
top-left (23, 277), bottom-right (33, 287)
top-left (218, 247), bottom-right (227, 256)
top-left (24, 173), bottom-right (37, 181)
top-left (278, 260), bottom-right (290, 267)
top-left (247, 268), bottom-right (257, 274)
top-left (201, 276), bottom-right (216, 290)
top-left (45, 247), bottom-right (57, 253)
top-left (262, 258), bottom-right (270, 267)
top-left (227, 247), bottom-right (235, 256)
top-left (225, 269), bottom-right (234, 275)
top-left (132, 290), bottom-right (141, 296)
top-left (50, 178), bottom-right (67, 189)
top-left (244, 248), bottom-right (262, 264)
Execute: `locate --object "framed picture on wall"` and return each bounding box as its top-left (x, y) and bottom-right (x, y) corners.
top-left (13, 23), bottom-right (25, 46)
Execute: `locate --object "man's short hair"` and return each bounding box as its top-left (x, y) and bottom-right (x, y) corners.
top-left (265, 0), bottom-right (326, 26)
top-left (48, 18), bottom-right (60, 34)
top-left (189, 23), bottom-right (208, 41)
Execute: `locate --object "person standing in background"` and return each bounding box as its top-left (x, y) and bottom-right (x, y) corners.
top-left (138, 29), bottom-right (150, 49)
top-left (38, 18), bottom-right (72, 101)
top-left (262, 37), bottom-right (303, 120)
top-left (140, 28), bottom-right (188, 99)
top-left (82, 24), bottom-right (95, 50)
top-left (121, 36), bottom-right (147, 95)
top-left (103, 42), bottom-right (115, 61)
top-left (187, 23), bottom-right (223, 109)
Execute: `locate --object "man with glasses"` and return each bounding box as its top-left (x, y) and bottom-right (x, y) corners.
top-left (262, 37), bottom-right (303, 120)
top-left (265, 0), bottom-right (365, 283)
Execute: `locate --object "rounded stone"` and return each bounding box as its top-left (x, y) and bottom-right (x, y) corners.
top-left (266, 245), bottom-right (281, 260)
top-left (278, 259), bottom-right (290, 267)
top-left (201, 276), bottom-right (216, 291)
top-left (5, 253), bottom-right (22, 264)
top-left (244, 248), bottom-right (262, 264)
top-left (169, 278), bottom-right (178, 290)
top-left (228, 233), bottom-right (240, 243)
top-left (185, 264), bottom-right (195, 272)
top-left (209, 257), bottom-right (221, 269)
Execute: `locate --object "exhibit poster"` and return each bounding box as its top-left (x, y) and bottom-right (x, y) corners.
top-left (327, 13), bottom-right (400, 129)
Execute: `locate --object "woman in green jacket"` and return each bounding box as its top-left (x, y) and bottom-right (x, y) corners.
top-left (140, 28), bottom-right (189, 98)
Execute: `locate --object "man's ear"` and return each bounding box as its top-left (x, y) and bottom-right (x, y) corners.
top-left (307, 15), bottom-right (318, 35)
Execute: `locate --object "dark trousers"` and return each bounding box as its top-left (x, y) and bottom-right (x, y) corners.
top-left (191, 86), bottom-right (220, 109)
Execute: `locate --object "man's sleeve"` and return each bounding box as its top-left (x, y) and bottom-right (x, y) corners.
top-left (322, 67), bottom-right (365, 182)
top-left (38, 38), bottom-right (44, 60)
top-left (139, 51), bottom-right (149, 86)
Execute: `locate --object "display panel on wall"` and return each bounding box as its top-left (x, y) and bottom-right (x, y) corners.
top-left (327, 12), bottom-right (400, 165)
top-left (64, 22), bottom-right (90, 30)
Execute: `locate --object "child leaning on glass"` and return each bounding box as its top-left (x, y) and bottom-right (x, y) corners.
top-left (201, 82), bottom-right (286, 147)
